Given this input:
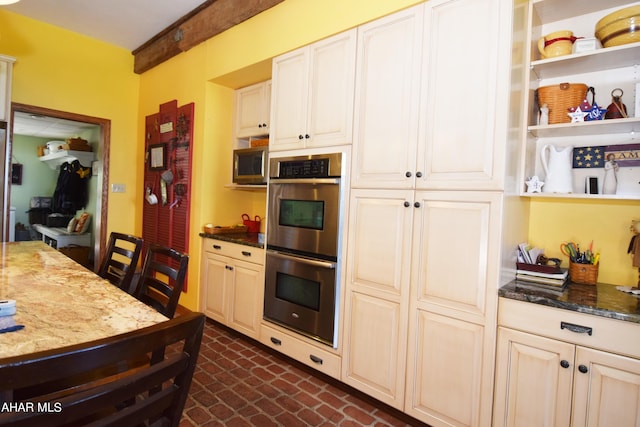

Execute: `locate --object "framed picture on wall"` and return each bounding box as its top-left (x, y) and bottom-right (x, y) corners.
top-left (149, 143), bottom-right (166, 171)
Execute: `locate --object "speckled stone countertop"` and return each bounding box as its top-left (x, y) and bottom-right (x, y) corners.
top-left (499, 280), bottom-right (640, 324)
top-left (199, 232), bottom-right (264, 249)
top-left (0, 241), bottom-right (168, 359)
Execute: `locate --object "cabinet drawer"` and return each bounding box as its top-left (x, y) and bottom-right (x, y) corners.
top-left (260, 322), bottom-right (341, 379)
top-left (202, 239), bottom-right (264, 265)
top-left (499, 298), bottom-right (640, 359)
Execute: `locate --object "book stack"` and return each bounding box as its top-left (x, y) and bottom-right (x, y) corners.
top-left (516, 262), bottom-right (569, 291)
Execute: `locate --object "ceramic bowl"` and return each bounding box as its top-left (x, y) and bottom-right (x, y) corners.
top-left (595, 5), bottom-right (640, 47)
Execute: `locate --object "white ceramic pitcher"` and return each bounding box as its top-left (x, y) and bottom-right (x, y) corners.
top-left (541, 144), bottom-right (573, 193)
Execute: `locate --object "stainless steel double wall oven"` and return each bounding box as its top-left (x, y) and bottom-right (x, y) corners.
top-left (264, 153), bottom-right (343, 347)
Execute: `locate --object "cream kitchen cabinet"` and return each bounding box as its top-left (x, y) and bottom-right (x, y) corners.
top-left (351, 0), bottom-right (509, 191)
top-left (269, 29), bottom-right (356, 151)
top-left (234, 80), bottom-right (271, 140)
top-left (0, 55), bottom-right (15, 123)
top-left (494, 298), bottom-right (640, 427)
top-left (342, 188), bottom-right (503, 424)
top-left (200, 239), bottom-right (265, 339)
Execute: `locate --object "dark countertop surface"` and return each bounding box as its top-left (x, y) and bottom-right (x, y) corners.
top-left (499, 280), bottom-right (640, 324)
top-left (199, 232), bottom-right (264, 249)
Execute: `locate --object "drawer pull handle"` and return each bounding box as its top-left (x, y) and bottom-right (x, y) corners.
top-left (560, 321), bottom-right (592, 336)
top-left (270, 337), bottom-right (282, 346)
top-left (560, 360), bottom-right (570, 369)
top-left (309, 354), bottom-right (323, 365)
top-left (241, 251), bottom-right (252, 257)
top-left (213, 245), bottom-right (222, 250)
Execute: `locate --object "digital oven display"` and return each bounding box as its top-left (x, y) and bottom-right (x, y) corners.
top-left (279, 158), bottom-right (330, 178)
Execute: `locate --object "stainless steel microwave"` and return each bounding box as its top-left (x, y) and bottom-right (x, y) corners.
top-left (233, 146), bottom-right (268, 184)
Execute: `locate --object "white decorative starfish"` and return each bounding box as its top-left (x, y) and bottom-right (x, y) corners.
top-left (525, 176), bottom-right (544, 193)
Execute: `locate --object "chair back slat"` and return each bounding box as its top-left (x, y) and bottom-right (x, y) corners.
top-left (135, 244), bottom-right (189, 318)
top-left (98, 232), bottom-right (144, 293)
top-left (0, 312), bottom-right (205, 427)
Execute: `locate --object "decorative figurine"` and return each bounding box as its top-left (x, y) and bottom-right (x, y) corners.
top-left (584, 102), bottom-right (607, 121)
top-left (628, 220), bottom-right (640, 286)
top-left (525, 175), bottom-right (544, 193)
top-left (539, 104), bottom-right (549, 126)
top-left (602, 153), bottom-right (619, 195)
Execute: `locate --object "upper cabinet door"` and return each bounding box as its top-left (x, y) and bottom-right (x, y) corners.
top-left (270, 48), bottom-right (309, 149)
top-left (234, 81), bottom-right (271, 139)
top-left (417, 0), bottom-right (510, 190)
top-left (351, 5), bottom-right (424, 189)
top-left (270, 30), bottom-right (356, 151)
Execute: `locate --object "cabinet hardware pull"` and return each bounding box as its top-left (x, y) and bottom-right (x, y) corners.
top-left (225, 265), bottom-right (234, 271)
top-left (414, 202), bottom-right (421, 208)
top-left (305, 134), bottom-right (310, 139)
top-left (309, 354), bottom-right (323, 365)
top-left (270, 337), bottom-right (282, 346)
top-left (404, 201), bottom-right (410, 207)
top-left (578, 364), bottom-right (588, 374)
top-left (560, 360), bottom-right (570, 369)
top-left (406, 171), bottom-right (412, 178)
top-left (298, 134), bottom-right (304, 140)
top-left (416, 171), bottom-right (423, 178)
top-left (213, 245), bottom-right (222, 250)
top-left (560, 321), bottom-right (592, 336)
top-left (241, 251), bottom-right (252, 257)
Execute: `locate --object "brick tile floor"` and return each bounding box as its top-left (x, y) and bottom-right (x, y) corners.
top-left (180, 319), bottom-right (429, 427)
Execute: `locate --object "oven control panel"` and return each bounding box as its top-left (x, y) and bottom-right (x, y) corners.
top-left (270, 153), bottom-right (342, 179)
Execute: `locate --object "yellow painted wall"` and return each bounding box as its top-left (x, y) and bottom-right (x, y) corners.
top-left (0, 10), bottom-right (140, 238)
top-left (528, 198), bottom-right (639, 286)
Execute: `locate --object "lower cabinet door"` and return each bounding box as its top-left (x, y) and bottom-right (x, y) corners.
top-left (228, 259), bottom-right (264, 339)
top-left (201, 252), bottom-right (229, 324)
top-left (493, 327), bottom-right (574, 427)
top-left (573, 346), bottom-right (640, 427)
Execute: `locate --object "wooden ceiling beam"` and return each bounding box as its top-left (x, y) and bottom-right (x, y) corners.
top-left (132, 0), bottom-right (284, 74)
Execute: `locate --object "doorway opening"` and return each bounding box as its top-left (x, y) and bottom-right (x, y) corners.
top-left (6, 103), bottom-right (111, 271)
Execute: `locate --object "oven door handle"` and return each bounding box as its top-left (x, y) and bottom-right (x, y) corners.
top-left (268, 251), bottom-right (336, 269)
top-left (269, 178), bottom-right (340, 185)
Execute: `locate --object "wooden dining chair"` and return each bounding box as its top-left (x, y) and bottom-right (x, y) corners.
top-left (0, 311), bottom-right (205, 427)
top-left (98, 232), bottom-right (144, 294)
top-left (135, 244), bottom-right (189, 318)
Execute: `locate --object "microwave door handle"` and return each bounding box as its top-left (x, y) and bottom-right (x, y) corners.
top-left (269, 251), bottom-right (336, 269)
top-left (269, 178), bottom-right (340, 185)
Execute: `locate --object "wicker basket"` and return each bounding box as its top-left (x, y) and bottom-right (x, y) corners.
top-left (569, 262), bottom-right (599, 285)
top-left (537, 83), bottom-right (588, 124)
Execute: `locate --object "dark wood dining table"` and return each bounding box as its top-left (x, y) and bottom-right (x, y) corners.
top-left (0, 241), bottom-right (168, 359)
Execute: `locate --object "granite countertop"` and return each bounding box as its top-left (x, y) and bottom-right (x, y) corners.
top-left (0, 241), bottom-right (168, 359)
top-left (199, 232), bottom-right (264, 249)
top-left (499, 280), bottom-right (640, 324)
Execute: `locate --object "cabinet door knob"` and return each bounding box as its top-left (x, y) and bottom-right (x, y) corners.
top-left (305, 134), bottom-right (310, 139)
top-left (416, 171), bottom-right (423, 178)
top-left (404, 201), bottom-right (411, 207)
top-left (298, 134), bottom-right (304, 140)
top-left (406, 171), bottom-right (412, 178)
top-left (225, 265), bottom-right (234, 271)
top-left (560, 360), bottom-right (570, 369)
top-left (258, 123), bottom-right (263, 128)
top-left (262, 123), bottom-right (267, 128)
top-left (578, 364), bottom-right (589, 374)
top-left (414, 202), bottom-right (421, 208)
